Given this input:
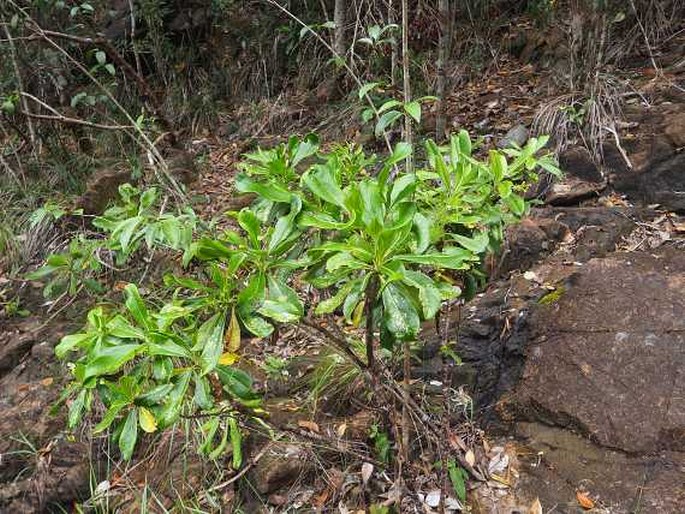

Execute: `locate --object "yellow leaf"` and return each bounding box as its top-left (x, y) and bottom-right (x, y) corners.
top-left (576, 491), bottom-right (595, 510)
top-left (225, 308), bottom-right (241, 352)
top-left (297, 420), bottom-right (320, 433)
top-left (218, 352), bottom-right (239, 365)
top-left (336, 423), bottom-right (347, 437)
top-left (352, 302), bottom-right (364, 328)
top-left (139, 407), bottom-right (158, 433)
top-left (465, 449), bottom-right (476, 467)
top-left (528, 497), bottom-right (543, 514)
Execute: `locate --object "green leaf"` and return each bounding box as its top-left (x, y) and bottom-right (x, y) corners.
top-left (402, 270), bottom-right (442, 319)
top-left (394, 247), bottom-right (476, 270)
top-left (118, 408), bottom-right (138, 460)
top-left (378, 99), bottom-right (402, 113)
top-left (158, 371), bottom-right (191, 427)
top-left (185, 238), bottom-right (232, 264)
top-left (55, 333), bottom-right (94, 358)
top-left (404, 101), bottom-right (421, 124)
top-left (241, 315), bottom-right (273, 338)
top-left (68, 389), bottom-right (88, 429)
top-left (506, 194), bottom-right (526, 216)
top-left (147, 340), bottom-right (191, 358)
top-left (375, 110), bottom-right (402, 138)
top-left (359, 82), bottom-right (380, 100)
top-left (83, 344), bottom-right (141, 379)
top-left (237, 272), bottom-right (266, 318)
top-left (381, 282), bottom-right (420, 340)
top-left (238, 209), bottom-right (261, 247)
top-left (194, 373), bottom-right (214, 410)
top-left (112, 215), bottom-right (143, 255)
top-left (385, 142), bottom-right (413, 171)
top-left (235, 174), bottom-right (292, 203)
top-left (107, 315), bottom-right (145, 340)
top-left (390, 173), bottom-right (416, 205)
top-left (315, 280), bottom-right (357, 315)
top-left (229, 416), bottom-right (243, 469)
top-left (268, 196), bottom-right (302, 254)
top-left (124, 283), bottom-right (151, 329)
top-left (489, 151), bottom-right (508, 181)
top-left (447, 460), bottom-right (467, 502)
top-left (95, 50), bottom-right (107, 65)
top-left (258, 276), bottom-right (303, 323)
top-left (412, 212), bottom-right (431, 253)
top-left (137, 383), bottom-right (174, 405)
top-left (450, 232), bottom-right (490, 254)
top-left (93, 400), bottom-right (127, 433)
top-left (198, 312), bottom-right (227, 375)
top-left (25, 264), bottom-right (61, 280)
top-left (216, 366), bottom-right (259, 403)
top-left (291, 134), bottom-right (319, 166)
top-left (326, 252), bottom-right (367, 272)
top-left (302, 166), bottom-right (346, 208)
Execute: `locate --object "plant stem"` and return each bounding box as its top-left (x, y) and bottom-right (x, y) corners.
top-left (401, 338), bottom-right (411, 463)
top-left (401, 0), bottom-right (413, 172)
top-left (364, 274), bottom-right (379, 371)
top-left (435, 0), bottom-right (452, 140)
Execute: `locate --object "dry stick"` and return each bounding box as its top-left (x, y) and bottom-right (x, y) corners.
top-left (628, 0), bottom-right (660, 75)
top-left (207, 442), bottom-right (273, 493)
top-left (263, 0), bottom-right (395, 155)
top-left (435, 0), bottom-right (452, 140)
top-left (399, 0), bottom-right (412, 479)
top-left (3, 21), bottom-right (37, 153)
top-left (30, 28), bottom-right (174, 134)
top-left (388, 0), bottom-right (398, 86)
top-left (302, 317), bottom-right (484, 481)
top-left (127, 0), bottom-right (143, 77)
top-left (8, 0), bottom-right (182, 197)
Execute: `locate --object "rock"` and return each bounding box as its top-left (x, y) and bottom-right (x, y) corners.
top-left (559, 146), bottom-right (603, 183)
top-left (497, 124), bottom-right (529, 149)
top-left (495, 216), bottom-right (567, 275)
top-left (614, 152), bottom-right (685, 213)
top-left (544, 176), bottom-right (607, 205)
top-left (664, 111), bottom-right (685, 148)
top-left (507, 248), bottom-right (685, 454)
top-left (543, 146), bottom-right (607, 206)
top-left (514, 423), bottom-right (685, 513)
top-left (249, 443), bottom-right (315, 495)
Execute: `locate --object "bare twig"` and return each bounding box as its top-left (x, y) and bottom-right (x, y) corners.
top-left (3, 21), bottom-right (37, 152)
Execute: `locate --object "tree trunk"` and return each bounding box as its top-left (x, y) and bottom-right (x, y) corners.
top-left (435, 0), bottom-right (452, 141)
top-left (333, 0), bottom-right (346, 58)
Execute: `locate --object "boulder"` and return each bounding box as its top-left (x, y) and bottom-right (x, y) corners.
top-left (507, 248), bottom-right (685, 454)
top-left (545, 147), bottom-right (606, 206)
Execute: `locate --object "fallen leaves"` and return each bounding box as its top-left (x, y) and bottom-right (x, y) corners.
top-left (576, 490), bottom-right (596, 510)
top-left (297, 420), bottom-right (320, 433)
top-left (528, 497), bottom-right (543, 514)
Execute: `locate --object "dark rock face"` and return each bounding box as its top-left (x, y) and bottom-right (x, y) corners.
top-left (0, 320), bottom-right (91, 513)
top-left (615, 152), bottom-right (685, 213)
top-left (544, 146), bottom-right (606, 206)
top-left (508, 249), bottom-right (685, 454)
top-left (609, 103), bottom-right (685, 213)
